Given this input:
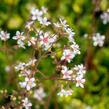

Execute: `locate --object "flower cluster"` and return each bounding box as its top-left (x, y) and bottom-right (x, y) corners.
top-left (15, 59), bottom-right (37, 91)
top-left (74, 64), bottom-right (86, 88)
top-left (92, 33), bottom-right (105, 47)
top-left (100, 9), bottom-right (109, 24)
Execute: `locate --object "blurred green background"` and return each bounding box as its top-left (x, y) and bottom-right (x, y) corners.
top-left (0, 0), bottom-right (109, 109)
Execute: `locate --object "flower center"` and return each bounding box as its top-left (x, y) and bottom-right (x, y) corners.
top-left (64, 72), bottom-right (69, 76)
top-left (65, 54), bottom-right (71, 59)
top-left (77, 79), bottom-right (81, 83)
top-left (2, 34), bottom-right (6, 38)
top-left (43, 36), bottom-right (48, 43)
top-left (35, 13), bottom-right (39, 18)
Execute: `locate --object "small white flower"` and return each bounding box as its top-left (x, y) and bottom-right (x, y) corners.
top-left (100, 9), bottom-right (109, 24)
top-left (13, 31), bottom-right (25, 41)
top-left (92, 33), bottom-right (105, 47)
top-left (61, 49), bottom-right (75, 63)
top-left (17, 40), bottom-right (26, 49)
top-left (34, 88), bottom-right (46, 101)
top-left (57, 89), bottom-right (66, 97)
top-left (65, 90), bottom-right (73, 97)
top-left (25, 59), bottom-right (37, 66)
top-left (31, 7), bottom-right (43, 21)
top-left (61, 66), bottom-right (72, 80)
top-left (71, 42), bottom-right (80, 55)
top-left (5, 66), bottom-right (10, 72)
top-left (53, 22), bottom-right (61, 28)
top-left (40, 33), bottom-right (56, 50)
top-left (19, 77), bottom-right (36, 90)
top-left (19, 69), bottom-right (31, 77)
top-left (76, 76), bottom-right (85, 88)
top-left (59, 18), bottom-right (68, 27)
top-left (22, 97), bottom-right (32, 109)
top-left (0, 31), bottom-right (10, 40)
top-left (28, 37), bottom-right (37, 46)
top-left (15, 62), bottom-right (25, 71)
top-left (39, 17), bottom-right (51, 26)
top-left (25, 21), bottom-right (34, 29)
top-left (84, 33), bottom-right (88, 38)
top-left (65, 28), bottom-right (75, 37)
top-left (41, 6), bottom-right (47, 14)
top-left (74, 64), bottom-right (86, 75)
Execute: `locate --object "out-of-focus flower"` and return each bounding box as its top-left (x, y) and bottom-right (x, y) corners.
top-left (0, 31), bottom-right (10, 41)
top-left (100, 9), bottom-right (109, 24)
top-left (25, 21), bottom-right (34, 29)
top-left (57, 89), bottom-right (73, 97)
top-left (92, 33), bottom-right (105, 47)
top-left (59, 18), bottom-right (68, 27)
top-left (53, 22), bottom-right (61, 28)
top-left (15, 62), bottom-right (25, 71)
top-left (41, 6), bottom-right (47, 14)
top-left (57, 89), bottom-right (66, 97)
top-left (22, 97), bottom-right (32, 109)
top-left (28, 37), bottom-right (37, 46)
top-left (61, 66), bottom-right (72, 80)
top-left (34, 88), bottom-right (46, 101)
top-left (65, 90), bottom-right (73, 97)
top-left (5, 66), bottom-right (10, 72)
top-left (25, 59), bottom-right (37, 66)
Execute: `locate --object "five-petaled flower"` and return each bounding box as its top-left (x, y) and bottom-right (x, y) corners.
top-left (92, 33), bottom-right (105, 47)
top-left (22, 97), bottom-right (32, 109)
top-left (0, 31), bottom-right (10, 41)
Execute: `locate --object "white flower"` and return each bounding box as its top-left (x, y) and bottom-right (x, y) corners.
top-left (15, 62), bottom-right (25, 71)
top-left (5, 66), bottom-right (10, 72)
top-left (39, 17), bottom-right (51, 26)
top-left (13, 31), bottom-right (25, 41)
top-left (53, 22), bottom-right (61, 28)
top-left (25, 21), bottom-right (34, 29)
top-left (34, 88), bottom-right (46, 101)
top-left (100, 9), bottom-right (109, 24)
top-left (84, 33), bottom-right (88, 38)
top-left (61, 49), bottom-right (75, 63)
top-left (25, 59), bottom-right (37, 66)
top-left (76, 76), bottom-right (85, 88)
top-left (31, 7), bottom-right (43, 21)
top-left (22, 97), bottom-right (32, 109)
top-left (61, 66), bottom-right (72, 80)
top-left (65, 28), bottom-right (75, 37)
top-left (41, 6), bottom-right (47, 14)
top-left (65, 90), bottom-right (73, 97)
top-left (92, 33), bottom-right (105, 47)
top-left (19, 69), bottom-right (31, 77)
top-left (57, 89), bottom-right (73, 97)
top-left (71, 42), bottom-right (80, 55)
top-left (0, 31), bottom-right (10, 40)
top-left (19, 77), bottom-right (36, 90)
top-left (74, 64), bottom-right (86, 75)
top-left (40, 33), bottom-right (56, 50)
top-left (17, 40), bottom-right (26, 49)
top-left (28, 37), bottom-right (37, 46)
top-left (59, 18), bottom-right (68, 27)
top-left (57, 89), bottom-right (66, 97)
